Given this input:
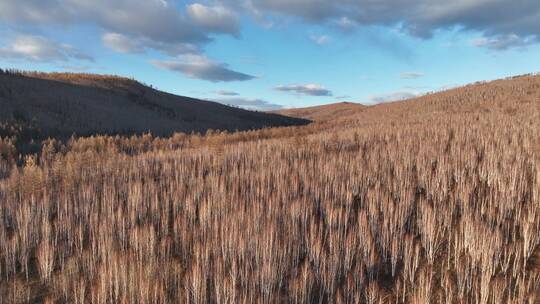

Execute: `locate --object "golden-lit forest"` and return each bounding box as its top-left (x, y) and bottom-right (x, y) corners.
top-left (0, 74), bottom-right (539, 303)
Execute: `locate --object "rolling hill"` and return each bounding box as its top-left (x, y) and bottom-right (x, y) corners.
top-left (273, 101), bottom-right (364, 121)
top-left (0, 70), bottom-right (308, 144)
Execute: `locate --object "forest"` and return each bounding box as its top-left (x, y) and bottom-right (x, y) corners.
top-left (0, 74), bottom-right (539, 303)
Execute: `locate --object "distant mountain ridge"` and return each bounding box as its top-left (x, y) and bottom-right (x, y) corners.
top-left (272, 102), bottom-right (364, 121)
top-left (0, 70), bottom-right (309, 146)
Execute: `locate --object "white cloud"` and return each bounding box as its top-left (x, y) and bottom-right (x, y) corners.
top-left (275, 83), bottom-right (333, 96)
top-left (214, 90), bottom-right (240, 96)
top-left (102, 33), bottom-right (145, 54)
top-left (309, 34), bottom-right (331, 45)
top-left (152, 54), bottom-right (256, 82)
top-left (187, 4), bottom-right (239, 36)
top-left (102, 32), bottom-right (198, 55)
top-left (471, 34), bottom-right (537, 50)
top-left (0, 35), bottom-right (93, 62)
top-left (368, 91), bottom-right (420, 104)
top-left (335, 17), bottom-right (357, 31)
top-left (400, 72), bottom-right (425, 79)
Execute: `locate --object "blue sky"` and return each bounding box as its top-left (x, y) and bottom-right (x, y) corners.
top-left (1, 1), bottom-right (540, 110)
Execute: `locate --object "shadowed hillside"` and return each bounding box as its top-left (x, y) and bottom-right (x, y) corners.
top-left (0, 74), bottom-right (539, 303)
top-left (0, 70), bottom-right (309, 152)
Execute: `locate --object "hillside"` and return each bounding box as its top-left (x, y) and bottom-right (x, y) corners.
top-left (0, 74), bottom-right (539, 303)
top-left (273, 101), bottom-right (364, 121)
top-left (0, 70), bottom-right (308, 148)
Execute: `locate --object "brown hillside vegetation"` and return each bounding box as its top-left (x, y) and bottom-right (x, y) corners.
top-left (273, 101), bottom-right (364, 121)
top-left (0, 74), bottom-right (539, 303)
top-left (0, 70), bottom-right (308, 153)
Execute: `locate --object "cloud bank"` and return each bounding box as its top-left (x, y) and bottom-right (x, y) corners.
top-left (0, 35), bottom-right (93, 62)
top-left (275, 84), bottom-right (333, 96)
top-left (0, 0), bottom-right (251, 82)
top-left (152, 54), bottom-right (256, 82)
top-left (3, 0), bottom-right (539, 54)
top-left (234, 0), bottom-right (540, 49)
top-left (214, 90), bottom-right (240, 96)
top-left (214, 97), bottom-right (283, 110)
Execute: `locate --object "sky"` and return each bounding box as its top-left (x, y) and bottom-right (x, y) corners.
top-left (1, 1), bottom-right (540, 110)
